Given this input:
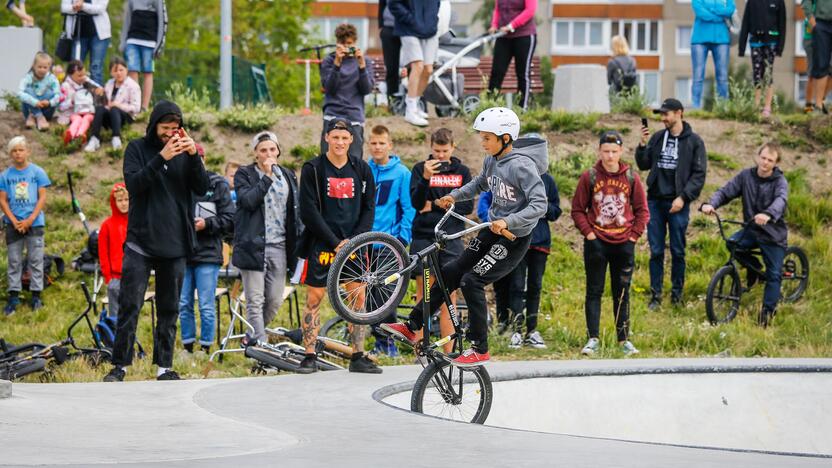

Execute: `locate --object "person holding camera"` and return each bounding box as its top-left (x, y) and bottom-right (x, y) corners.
top-left (320, 23), bottom-right (374, 160)
top-left (103, 100), bottom-right (209, 382)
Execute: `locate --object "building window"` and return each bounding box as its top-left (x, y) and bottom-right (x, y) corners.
top-left (676, 26), bottom-right (692, 55)
top-left (639, 71), bottom-right (660, 106)
top-left (552, 19), bottom-right (608, 54)
top-left (611, 20), bottom-right (660, 54)
top-left (675, 77), bottom-right (692, 106)
top-left (796, 73), bottom-right (809, 103)
top-left (305, 17), bottom-right (370, 51)
top-left (796, 21), bottom-right (808, 57)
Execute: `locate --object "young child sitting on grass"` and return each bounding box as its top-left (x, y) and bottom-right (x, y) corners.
top-left (58, 60), bottom-right (104, 145)
top-left (17, 52), bottom-right (61, 131)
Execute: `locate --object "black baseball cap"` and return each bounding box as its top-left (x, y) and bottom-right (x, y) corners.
top-left (653, 98), bottom-right (684, 114)
top-left (599, 130), bottom-right (624, 146)
top-left (327, 118), bottom-right (351, 134)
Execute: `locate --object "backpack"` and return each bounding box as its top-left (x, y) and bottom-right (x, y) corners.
top-left (21, 254), bottom-right (65, 290)
top-left (611, 56), bottom-right (638, 91)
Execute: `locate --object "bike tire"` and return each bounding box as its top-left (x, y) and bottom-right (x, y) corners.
top-left (781, 246), bottom-right (809, 303)
top-left (706, 265), bottom-right (742, 325)
top-left (283, 347), bottom-right (343, 371)
top-left (320, 316), bottom-right (351, 342)
top-left (244, 346), bottom-right (302, 373)
top-left (327, 232), bottom-right (410, 325)
top-left (0, 358), bottom-right (47, 381)
top-left (411, 359), bottom-right (493, 424)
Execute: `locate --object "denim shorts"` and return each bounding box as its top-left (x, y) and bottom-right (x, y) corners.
top-left (124, 43), bottom-right (155, 73)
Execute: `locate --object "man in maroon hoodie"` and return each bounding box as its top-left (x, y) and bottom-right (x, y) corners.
top-left (572, 130), bottom-right (649, 356)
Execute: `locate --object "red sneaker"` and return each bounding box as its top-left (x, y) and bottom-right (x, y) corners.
top-left (380, 322), bottom-right (417, 345)
top-left (451, 349), bottom-right (490, 368)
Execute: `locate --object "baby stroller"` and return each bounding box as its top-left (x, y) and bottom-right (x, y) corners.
top-left (390, 31), bottom-right (504, 118)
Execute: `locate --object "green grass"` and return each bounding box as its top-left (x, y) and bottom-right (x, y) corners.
top-left (707, 151), bottom-right (740, 170)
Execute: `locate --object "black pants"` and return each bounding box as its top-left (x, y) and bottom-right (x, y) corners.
top-left (583, 239), bottom-right (634, 342)
top-left (379, 26), bottom-right (401, 96)
top-left (495, 248), bottom-right (547, 333)
top-left (320, 119), bottom-right (364, 160)
top-left (409, 229), bottom-right (532, 353)
top-left (111, 248), bottom-right (185, 368)
top-left (488, 34), bottom-right (537, 109)
top-left (90, 105), bottom-right (132, 139)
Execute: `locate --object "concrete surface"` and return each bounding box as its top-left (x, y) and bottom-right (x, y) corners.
top-left (0, 27), bottom-right (43, 111)
top-left (552, 64), bottom-right (611, 113)
top-left (1, 358), bottom-right (830, 467)
top-left (0, 379), bottom-right (10, 399)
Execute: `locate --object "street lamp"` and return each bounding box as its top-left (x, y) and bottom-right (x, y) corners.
top-left (220, 0), bottom-right (232, 109)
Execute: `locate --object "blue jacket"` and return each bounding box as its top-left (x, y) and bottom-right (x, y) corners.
top-left (369, 156), bottom-right (416, 245)
top-left (389, 0), bottom-right (440, 39)
top-left (477, 173), bottom-right (561, 249)
top-left (692, 0), bottom-right (736, 45)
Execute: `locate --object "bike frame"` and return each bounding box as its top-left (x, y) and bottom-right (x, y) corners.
top-left (714, 213), bottom-right (766, 278)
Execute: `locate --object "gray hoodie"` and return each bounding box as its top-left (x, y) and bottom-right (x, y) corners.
top-left (451, 137), bottom-right (548, 237)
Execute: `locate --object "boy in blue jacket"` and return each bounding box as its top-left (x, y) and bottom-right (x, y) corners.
top-left (367, 125), bottom-right (416, 356)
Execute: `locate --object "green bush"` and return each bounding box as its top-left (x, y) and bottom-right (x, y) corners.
top-left (785, 169), bottom-right (832, 235)
top-left (217, 104), bottom-right (280, 132)
top-left (546, 110), bottom-right (600, 133)
top-left (816, 125), bottom-right (832, 146)
top-left (610, 87), bottom-right (649, 116)
top-left (164, 82), bottom-right (214, 131)
top-left (551, 150), bottom-right (595, 197)
top-left (2, 92), bottom-right (21, 112)
top-left (707, 152), bottom-right (740, 170)
top-left (712, 78), bottom-right (762, 123)
top-left (290, 144), bottom-right (319, 162)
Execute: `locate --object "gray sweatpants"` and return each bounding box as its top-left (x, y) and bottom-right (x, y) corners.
top-left (240, 245), bottom-right (287, 342)
top-left (106, 278), bottom-right (121, 318)
top-left (6, 228), bottom-right (45, 292)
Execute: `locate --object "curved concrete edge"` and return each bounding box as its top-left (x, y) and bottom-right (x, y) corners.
top-left (373, 360), bottom-right (832, 459)
top-left (0, 379), bottom-right (10, 399)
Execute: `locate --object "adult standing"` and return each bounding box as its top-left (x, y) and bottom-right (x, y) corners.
top-left (607, 35), bottom-right (638, 96)
top-left (120, 0), bottom-right (168, 112)
top-left (389, 0), bottom-right (440, 127)
top-left (738, 0), bottom-right (786, 118)
top-left (805, 0), bottom-right (832, 113)
top-left (60, 0), bottom-right (112, 86)
top-left (690, 0), bottom-right (735, 108)
top-left (487, 0), bottom-right (538, 110)
top-left (232, 132), bottom-right (300, 344)
top-left (103, 100), bottom-right (209, 382)
top-left (636, 98), bottom-right (707, 309)
top-left (378, 0), bottom-right (402, 102)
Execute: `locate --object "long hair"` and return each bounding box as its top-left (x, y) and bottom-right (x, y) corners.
top-left (611, 35), bottom-right (630, 56)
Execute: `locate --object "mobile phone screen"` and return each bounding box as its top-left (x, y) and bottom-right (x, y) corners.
top-left (641, 118), bottom-right (648, 128)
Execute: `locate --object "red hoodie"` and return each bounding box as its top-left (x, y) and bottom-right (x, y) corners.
top-left (98, 183), bottom-right (128, 283)
top-left (571, 160), bottom-right (649, 244)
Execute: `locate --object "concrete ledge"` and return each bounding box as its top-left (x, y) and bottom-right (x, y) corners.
top-left (0, 379), bottom-right (10, 399)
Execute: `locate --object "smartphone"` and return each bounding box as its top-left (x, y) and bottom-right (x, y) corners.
top-left (641, 117), bottom-right (648, 128)
top-left (437, 161), bottom-right (450, 172)
top-left (347, 46), bottom-right (356, 56)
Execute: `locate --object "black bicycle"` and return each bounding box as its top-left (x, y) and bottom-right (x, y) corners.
top-left (326, 205), bottom-right (511, 424)
top-left (704, 213), bottom-right (809, 325)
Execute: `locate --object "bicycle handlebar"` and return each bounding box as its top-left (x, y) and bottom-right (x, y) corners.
top-left (702, 209), bottom-right (750, 243)
top-left (434, 203), bottom-right (516, 242)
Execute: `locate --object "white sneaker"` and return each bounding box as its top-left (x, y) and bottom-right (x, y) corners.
top-left (417, 108), bottom-right (429, 119)
top-left (508, 332), bottom-right (523, 349)
top-left (404, 110), bottom-right (428, 127)
top-left (581, 337), bottom-right (600, 356)
top-left (525, 330), bottom-right (547, 349)
top-left (111, 136), bottom-right (122, 150)
top-left (84, 136), bottom-right (100, 153)
top-left (621, 340), bottom-right (639, 356)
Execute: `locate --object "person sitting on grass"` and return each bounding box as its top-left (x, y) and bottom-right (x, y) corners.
top-left (17, 52), bottom-right (61, 131)
top-left (58, 60), bottom-right (104, 145)
top-left (98, 182), bottom-right (129, 319)
top-left (85, 57), bottom-right (142, 152)
top-left (700, 143), bottom-right (788, 327)
top-left (0, 136), bottom-right (51, 316)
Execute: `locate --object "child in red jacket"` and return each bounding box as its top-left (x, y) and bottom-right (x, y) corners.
top-left (98, 183), bottom-right (129, 318)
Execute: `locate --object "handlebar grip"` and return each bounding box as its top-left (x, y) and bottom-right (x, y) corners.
top-left (500, 228), bottom-right (516, 241)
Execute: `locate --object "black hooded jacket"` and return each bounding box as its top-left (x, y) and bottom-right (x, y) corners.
top-left (189, 172), bottom-right (235, 265)
top-left (410, 156), bottom-right (473, 240)
top-left (635, 121), bottom-right (707, 203)
top-left (123, 100), bottom-right (209, 258)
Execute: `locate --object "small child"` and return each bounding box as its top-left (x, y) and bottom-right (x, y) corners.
top-left (58, 60), bottom-right (102, 144)
top-left (17, 52), bottom-right (61, 131)
top-left (98, 183), bottom-right (129, 318)
top-left (0, 136), bottom-right (51, 315)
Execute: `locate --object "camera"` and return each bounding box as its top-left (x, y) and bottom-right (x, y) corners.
top-left (347, 46), bottom-right (356, 56)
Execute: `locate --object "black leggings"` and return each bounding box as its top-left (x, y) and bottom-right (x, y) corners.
top-left (488, 34), bottom-right (537, 109)
top-left (408, 229), bottom-right (531, 353)
top-left (495, 248), bottom-right (547, 333)
top-left (91, 105), bottom-right (132, 139)
top-left (379, 26), bottom-right (401, 96)
top-left (583, 239), bottom-right (634, 342)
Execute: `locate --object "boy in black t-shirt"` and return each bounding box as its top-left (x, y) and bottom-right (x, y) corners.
top-left (297, 119), bottom-right (379, 373)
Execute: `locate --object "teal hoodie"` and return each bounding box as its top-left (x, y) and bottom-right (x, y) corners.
top-left (692, 0), bottom-right (736, 45)
top-left (369, 155), bottom-right (416, 245)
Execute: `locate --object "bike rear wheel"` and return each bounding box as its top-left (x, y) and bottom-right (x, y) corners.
top-left (781, 246), bottom-right (809, 303)
top-left (706, 265), bottom-right (742, 324)
top-left (327, 232), bottom-right (410, 325)
top-left (245, 346), bottom-right (302, 373)
top-left (411, 359), bottom-right (492, 424)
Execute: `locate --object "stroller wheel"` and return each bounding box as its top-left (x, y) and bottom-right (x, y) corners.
top-left (461, 95), bottom-right (481, 115)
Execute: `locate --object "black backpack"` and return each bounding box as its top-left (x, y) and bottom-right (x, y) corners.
top-left (611, 57), bottom-right (638, 91)
top-left (21, 254), bottom-right (65, 290)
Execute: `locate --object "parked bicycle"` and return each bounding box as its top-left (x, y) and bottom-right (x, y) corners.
top-left (327, 205), bottom-right (508, 424)
top-left (705, 212), bottom-right (809, 325)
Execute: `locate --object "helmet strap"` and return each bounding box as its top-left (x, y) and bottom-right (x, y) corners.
top-left (493, 135), bottom-right (512, 158)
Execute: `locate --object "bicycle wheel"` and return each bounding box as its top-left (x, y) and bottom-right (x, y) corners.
top-left (411, 359), bottom-right (493, 424)
top-left (244, 346), bottom-right (301, 373)
top-left (327, 232), bottom-right (410, 325)
top-left (320, 316), bottom-right (351, 342)
top-left (0, 358), bottom-right (47, 381)
top-left (781, 246), bottom-right (809, 303)
top-left (283, 346), bottom-right (344, 371)
top-left (705, 265), bottom-right (742, 324)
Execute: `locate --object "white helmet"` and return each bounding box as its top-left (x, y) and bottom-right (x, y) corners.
top-left (472, 107), bottom-right (520, 141)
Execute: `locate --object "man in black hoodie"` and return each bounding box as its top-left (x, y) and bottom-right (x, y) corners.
top-left (636, 98), bottom-right (707, 309)
top-left (104, 100), bottom-right (209, 382)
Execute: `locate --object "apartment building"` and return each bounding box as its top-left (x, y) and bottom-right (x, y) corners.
top-left (307, 0), bottom-right (810, 106)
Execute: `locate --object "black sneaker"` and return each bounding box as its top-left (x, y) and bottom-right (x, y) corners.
top-left (201, 345), bottom-right (210, 354)
top-left (647, 296), bottom-right (661, 311)
top-left (758, 307), bottom-right (776, 328)
top-left (4, 296), bottom-right (19, 316)
top-left (670, 294), bottom-right (683, 306)
top-left (183, 342), bottom-right (194, 353)
top-left (30, 295), bottom-right (43, 311)
top-left (296, 354), bottom-right (318, 374)
top-left (349, 354), bottom-right (382, 374)
top-left (103, 367), bottom-right (125, 382)
top-left (157, 370), bottom-right (181, 381)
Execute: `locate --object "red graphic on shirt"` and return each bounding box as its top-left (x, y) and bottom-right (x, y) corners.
top-left (327, 177), bottom-right (355, 198)
top-left (429, 174), bottom-right (463, 188)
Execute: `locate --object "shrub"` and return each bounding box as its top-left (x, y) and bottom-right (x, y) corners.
top-left (551, 150), bottom-right (595, 197)
top-left (707, 152), bottom-right (740, 170)
top-left (163, 82), bottom-right (213, 131)
top-left (712, 78), bottom-right (762, 123)
top-left (816, 125), bottom-right (832, 146)
top-left (216, 104), bottom-right (280, 132)
top-left (2, 92), bottom-right (22, 112)
top-left (290, 144), bottom-right (319, 162)
top-left (546, 110), bottom-right (599, 133)
top-left (610, 87), bottom-right (649, 116)
top-left (785, 169), bottom-right (832, 235)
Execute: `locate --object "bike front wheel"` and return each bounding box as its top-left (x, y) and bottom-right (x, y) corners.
top-left (781, 246), bottom-right (809, 303)
top-left (411, 359), bottom-right (493, 424)
top-left (706, 265), bottom-right (742, 325)
top-left (327, 232), bottom-right (410, 325)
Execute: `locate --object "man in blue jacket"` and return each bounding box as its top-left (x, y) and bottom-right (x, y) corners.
top-left (366, 125), bottom-right (416, 356)
top-left (691, 0), bottom-right (736, 108)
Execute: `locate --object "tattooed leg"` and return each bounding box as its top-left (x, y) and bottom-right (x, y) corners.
top-left (302, 286), bottom-right (324, 353)
top-left (344, 282), bottom-right (367, 352)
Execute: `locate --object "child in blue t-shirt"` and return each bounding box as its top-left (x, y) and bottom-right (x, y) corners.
top-left (0, 136), bottom-right (51, 315)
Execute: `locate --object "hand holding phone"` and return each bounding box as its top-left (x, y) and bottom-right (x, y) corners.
top-left (640, 118), bottom-right (650, 146)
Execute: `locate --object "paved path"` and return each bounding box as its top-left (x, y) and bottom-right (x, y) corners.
top-left (1, 358), bottom-right (830, 467)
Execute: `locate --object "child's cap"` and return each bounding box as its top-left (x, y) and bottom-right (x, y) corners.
top-left (599, 130), bottom-right (623, 147)
top-left (6, 136), bottom-right (28, 153)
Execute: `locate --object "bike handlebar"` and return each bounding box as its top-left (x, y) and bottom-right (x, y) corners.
top-left (434, 203), bottom-right (516, 242)
top-left (701, 209), bottom-right (750, 243)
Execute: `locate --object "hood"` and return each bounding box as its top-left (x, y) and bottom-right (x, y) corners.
top-left (674, 121), bottom-right (694, 139)
top-left (502, 137), bottom-right (549, 175)
top-left (753, 166), bottom-right (784, 182)
top-left (368, 155), bottom-right (402, 173)
top-left (593, 159), bottom-right (631, 177)
top-left (109, 182), bottom-right (128, 220)
top-left (145, 100), bottom-right (184, 149)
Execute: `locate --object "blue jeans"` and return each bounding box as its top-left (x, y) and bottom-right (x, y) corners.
top-left (729, 229), bottom-right (785, 311)
top-left (74, 34), bottom-right (110, 85)
top-left (21, 90), bottom-right (57, 120)
top-left (178, 263), bottom-right (221, 346)
top-left (690, 43), bottom-right (730, 108)
top-left (647, 199), bottom-right (690, 299)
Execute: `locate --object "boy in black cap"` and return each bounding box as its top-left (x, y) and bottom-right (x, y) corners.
top-left (636, 98), bottom-right (707, 309)
top-left (297, 119), bottom-right (379, 373)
